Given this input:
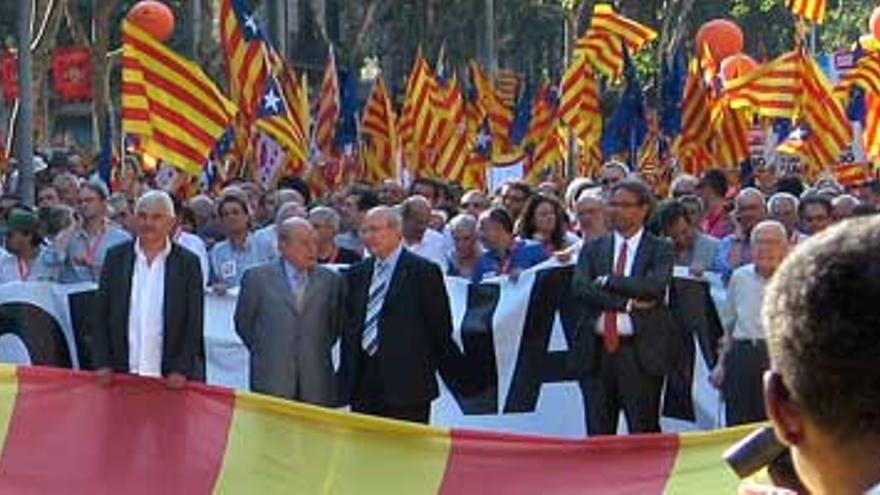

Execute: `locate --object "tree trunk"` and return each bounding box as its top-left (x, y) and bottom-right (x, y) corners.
top-left (31, 0), bottom-right (66, 148)
top-left (91, 0), bottom-right (120, 154)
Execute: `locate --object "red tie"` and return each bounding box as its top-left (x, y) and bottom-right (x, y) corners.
top-left (603, 241), bottom-right (628, 353)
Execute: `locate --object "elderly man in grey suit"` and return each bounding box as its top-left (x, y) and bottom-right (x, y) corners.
top-left (235, 218), bottom-right (345, 407)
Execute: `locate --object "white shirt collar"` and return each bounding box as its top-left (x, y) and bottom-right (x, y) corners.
top-left (614, 228), bottom-right (644, 249)
top-left (135, 237), bottom-right (172, 263)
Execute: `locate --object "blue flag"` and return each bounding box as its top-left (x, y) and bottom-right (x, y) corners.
top-left (602, 48), bottom-right (647, 168)
top-left (509, 82), bottom-right (533, 146)
top-left (847, 42), bottom-right (867, 124)
top-left (334, 70), bottom-right (360, 153)
top-left (660, 45), bottom-right (686, 137)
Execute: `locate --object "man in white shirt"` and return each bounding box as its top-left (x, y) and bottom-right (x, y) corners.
top-left (93, 190), bottom-right (205, 388)
top-left (401, 195), bottom-right (446, 269)
top-left (711, 220), bottom-right (788, 426)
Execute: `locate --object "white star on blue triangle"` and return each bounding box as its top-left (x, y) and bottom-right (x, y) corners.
top-left (259, 78), bottom-right (285, 118)
top-left (231, 0), bottom-right (264, 41)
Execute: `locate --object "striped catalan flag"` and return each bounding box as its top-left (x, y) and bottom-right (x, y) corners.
top-left (800, 55), bottom-right (852, 169)
top-left (361, 78), bottom-right (398, 184)
top-left (525, 85), bottom-right (565, 182)
top-left (574, 3), bottom-right (657, 81)
top-left (710, 98), bottom-right (750, 167)
top-left (433, 74), bottom-right (471, 183)
top-left (463, 116), bottom-right (493, 190)
top-left (724, 51), bottom-right (802, 119)
top-left (315, 47), bottom-right (340, 156)
top-left (268, 49), bottom-right (309, 155)
top-left (579, 139), bottom-right (604, 177)
top-left (0, 365), bottom-right (762, 493)
top-left (786, 0), bottom-right (827, 24)
top-left (495, 69), bottom-right (522, 108)
top-left (399, 54), bottom-right (440, 175)
top-left (469, 60), bottom-right (514, 154)
top-left (863, 92), bottom-right (880, 162)
top-left (253, 75), bottom-right (308, 166)
top-left (559, 55), bottom-right (602, 152)
top-left (777, 126), bottom-right (822, 177)
top-left (291, 74), bottom-right (312, 176)
top-left (676, 61), bottom-right (715, 174)
top-left (835, 49), bottom-right (880, 100)
top-left (121, 21), bottom-right (237, 176)
top-left (219, 0), bottom-right (268, 119)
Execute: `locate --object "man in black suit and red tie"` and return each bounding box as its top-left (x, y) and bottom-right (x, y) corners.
top-left (571, 179), bottom-right (675, 435)
top-left (341, 206), bottom-right (466, 424)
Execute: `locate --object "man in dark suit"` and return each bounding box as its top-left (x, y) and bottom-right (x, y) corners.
top-left (93, 190), bottom-right (204, 388)
top-left (235, 218), bottom-right (345, 406)
top-left (571, 179), bottom-right (674, 435)
top-left (341, 205), bottom-right (462, 424)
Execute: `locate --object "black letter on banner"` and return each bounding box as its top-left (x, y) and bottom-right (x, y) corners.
top-left (0, 302), bottom-right (73, 367)
top-left (67, 290), bottom-right (98, 369)
top-left (445, 282), bottom-right (500, 415)
top-left (504, 266), bottom-right (583, 413)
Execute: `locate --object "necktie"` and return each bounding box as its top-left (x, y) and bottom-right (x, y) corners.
top-left (362, 260), bottom-right (390, 355)
top-left (293, 271), bottom-right (307, 313)
top-left (603, 240), bottom-right (628, 353)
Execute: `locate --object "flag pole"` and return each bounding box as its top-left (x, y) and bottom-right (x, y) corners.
top-left (564, 14), bottom-right (576, 180)
top-left (485, 0), bottom-right (497, 77)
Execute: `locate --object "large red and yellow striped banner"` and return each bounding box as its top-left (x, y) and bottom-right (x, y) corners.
top-left (835, 50), bottom-right (880, 101)
top-left (121, 21), bottom-right (237, 176)
top-left (0, 365), bottom-right (761, 493)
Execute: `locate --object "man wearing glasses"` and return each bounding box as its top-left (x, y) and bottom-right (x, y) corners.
top-left (459, 190), bottom-right (489, 218)
top-left (499, 181), bottom-right (532, 222)
top-left (571, 179), bottom-right (675, 436)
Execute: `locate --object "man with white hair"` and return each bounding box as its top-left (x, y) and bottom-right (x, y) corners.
top-left (93, 190), bottom-right (205, 388)
top-left (235, 218), bottom-right (345, 406)
top-left (710, 220), bottom-right (789, 425)
top-left (341, 206), bottom-right (467, 424)
top-left (768, 192), bottom-right (805, 244)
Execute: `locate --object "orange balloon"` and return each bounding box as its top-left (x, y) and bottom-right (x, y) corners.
top-left (721, 54), bottom-right (759, 81)
top-left (126, 1), bottom-right (175, 42)
top-left (696, 19), bottom-right (744, 63)
top-left (872, 7), bottom-right (880, 41)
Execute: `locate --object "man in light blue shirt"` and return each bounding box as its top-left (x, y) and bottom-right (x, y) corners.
top-left (45, 181), bottom-right (131, 283)
top-left (209, 194), bottom-right (273, 288)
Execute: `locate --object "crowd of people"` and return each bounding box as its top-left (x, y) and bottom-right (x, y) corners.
top-left (1, 151), bottom-right (878, 433)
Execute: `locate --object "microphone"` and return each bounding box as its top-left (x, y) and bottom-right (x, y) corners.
top-left (722, 426), bottom-right (788, 479)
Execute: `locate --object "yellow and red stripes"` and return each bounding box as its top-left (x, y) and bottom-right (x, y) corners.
top-left (0, 366), bottom-right (757, 494)
top-left (122, 21), bottom-right (237, 176)
top-left (787, 0), bottom-right (827, 24)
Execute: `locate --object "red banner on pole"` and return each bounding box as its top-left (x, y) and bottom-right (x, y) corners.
top-left (52, 46), bottom-right (92, 101)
